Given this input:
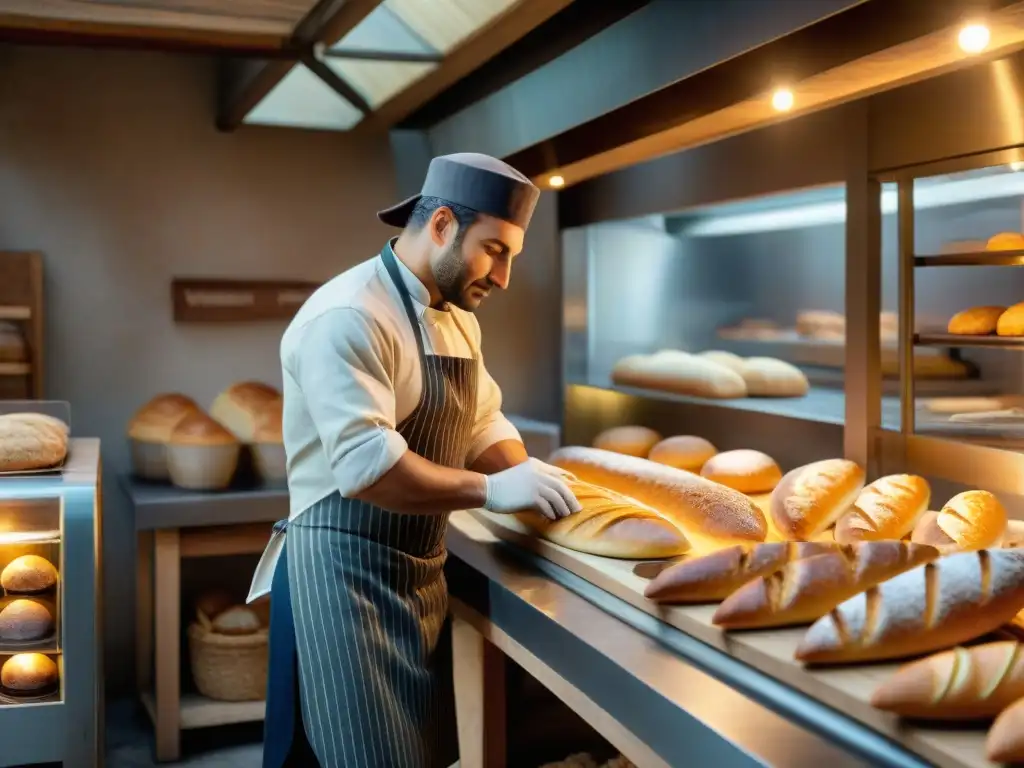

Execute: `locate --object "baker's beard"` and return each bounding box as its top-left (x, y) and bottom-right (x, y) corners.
top-left (432, 242), bottom-right (486, 311)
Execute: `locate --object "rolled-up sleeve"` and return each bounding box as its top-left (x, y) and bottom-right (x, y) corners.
top-left (466, 344), bottom-right (522, 467)
top-left (294, 308), bottom-right (407, 497)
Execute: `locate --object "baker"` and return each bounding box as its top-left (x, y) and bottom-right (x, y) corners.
top-left (249, 152), bottom-right (582, 768)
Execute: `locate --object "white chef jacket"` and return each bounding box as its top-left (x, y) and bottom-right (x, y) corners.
top-left (280, 247), bottom-right (521, 518)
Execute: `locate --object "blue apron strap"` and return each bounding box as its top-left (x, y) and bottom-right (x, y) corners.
top-left (380, 240), bottom-right (428, 363)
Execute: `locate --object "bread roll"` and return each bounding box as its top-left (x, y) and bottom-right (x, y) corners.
top-left (518, 480), bottom-right (690, 559)
top-left (0, 413), bottom-right (69, 472)
top-left (611, 352), bottom-right (747, 399)
top-left (127, 394), bottom-right (201, 443)
top-left (210, 381), bottom-right (282, 442)
top-left (871, 641), bottom-right (1024, 719)
top-left (998, 302), bottom-right (1024, 337)
top-left (548, 447), bottom-right (767, 542)
top-left (699, 450), bottom-right (782, 494)
top-left (987, 695), bottom-right (1024, 762)
top-left (643, 541), bottom-right (836, 603)
top-left (740, 358), bottom-right (810, 398)
top-left (168, 412), bottom-right (238, 446)
top-left (833, 475), bottom-right (931, 544)
top-left (932, 491), bottom-right (1007, 552)
top-left (0, 598), bottom-right (54, 642)
top-left (212, 605), bottom-right (262, 635)
top-left (195, 590), bottom-right (233, 623)
top-left (947, 306), bottom-right (1006, 335)
top-left (697, 350), bottom-right (745, 375)
top-left (796, 549), bottom-right (1024, 664)
top-left (770, 459), bottom-right (865, 541)
top-left (713, 541), bottom-right (938, 629)
top-left (647, 436), bottom-right (717, 472)
top-left (592, 426), bottom-right (662, 458)
top-left (0, 555), bottom-right (57, 594)
top-left (1, 653), bottom-right (57, 692)
top-left (986, 232), bottom-right (1024, 251)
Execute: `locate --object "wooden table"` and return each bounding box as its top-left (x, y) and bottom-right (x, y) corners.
top-left (124, 477), bottom-right (288, 762)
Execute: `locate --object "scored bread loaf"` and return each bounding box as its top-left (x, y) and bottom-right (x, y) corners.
top-left (740, 358), bottom-right (810, 398)
top-left (770, 459), bottom-right (865, 540)
top-left (643, 541), bottom-right (836, 604)
top-left (611, 352), bottom-right (747, 399)
top-left (947, 306), bottom-right (1006, 336)
top-left (518, 480), bottom-right (690, 559)
top-left (871, 641), bottom-right (1024, 719)
top-left (986, 694), bottom-right (1024, 762)
top-left (911, 491), bottom-right (1007, 554)
top-left (712, 541), bottom-right (938, 629)
top-left (592, 426), bottom-right (662, 458)
top-left (548, 447), bottom-right (767, 542)
top-left (647, 436), bottom-right (717, 472)
top-left (796, 549), bottom-right (1024, 664)
top-left (833, 475), bottom-right (931, 544)
top-left (699, 449), bottom-right (782, 494)
top-left (210, 381), bottom-right (282, 442)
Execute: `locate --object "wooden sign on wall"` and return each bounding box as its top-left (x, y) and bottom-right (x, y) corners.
top-left (172, 278), bottom-right (321, 323)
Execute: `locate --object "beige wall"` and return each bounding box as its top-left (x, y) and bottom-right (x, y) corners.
top-left (0, 44), bottom-right (564, 695)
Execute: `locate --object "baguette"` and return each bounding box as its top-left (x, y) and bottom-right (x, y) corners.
top-left (548, 446), bottom-right (767, 542)
top-left (517, 480), bottom-right (690, 559)
top-left (911, 491), bottom-right (1007, 554)
top-left (796, 549), bottom-right (1024, 664)
top-left (643, 541), bottom-right (837, 604)
top-left (833, 475), bottom-right (931, 544)
top-left (770, 459), bottom-right (865, 540)
top-left (871, 641), bottom-right (1024, 719)
top-left (713, 541), bottom-right (938, 629)
top-left (986, 694), bottom-right (1024, 762)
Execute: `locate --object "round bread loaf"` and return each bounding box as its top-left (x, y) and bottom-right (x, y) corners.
top-left (127, 394), bottom-right (201, 443)
top-left (210, 381), bottom-right (282, 442)
top-left (833, 474), bottom-right (931, 544)
top-left (740, 358), bottom-right (810, 398)
top-left (997, 303), bottom-right (1024, 337)
top-left (696, 350), bottom-right (745, 375)
top-left (947, 306), bottom-right (1006, 336)
top-left (0, 598), bottom-right (54, 641)
top-left (936, 490), bottom-right (1006, 551)
top-left (1, 653), bottom-right (58, 692)
top-left (611, 352), bottom-right (747, 399)
top-left (987, 232), bottom-right (1024, 251)
top-left (0, 555), bottom-right (58, 594)
top-left (699, 449), bottom-right (782, 494)
top-left (195, 590), bottom-right (233, 622)
top-left (647, 436), bottom-right (717, 472)
top-left (212, 605), bottom-right (262, 635)
top-left (0, 413), bottom-right (69, 472)
top-left (770, 459), bottom-right (865, 540)
top-left (592, 426), bottom-right (662, 458)
top-left (548, 446), bottom-right (767, 542)
top-left (168, 412), bottom-right (238, 446)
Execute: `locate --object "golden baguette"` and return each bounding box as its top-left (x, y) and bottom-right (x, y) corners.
top-left (548, 446), bottom-right (767, 542)
top-left (833, 475), bottom-right (931, 544)
top-left (516, 480), bottom-right (690, 560)
top-left (871, 642), bottom-right (1024, 719)
top-left (712, 541), bottom-right (938, 629)
top-left (987, 694), bottom-right (1024, 762)
top-left (796, 549), bottom-right (1024, 665)
top-left (643, 541), bottom-right (837, 604)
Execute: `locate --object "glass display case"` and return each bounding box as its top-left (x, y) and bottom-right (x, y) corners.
top-left (0, 402), bottom-right (101, 768)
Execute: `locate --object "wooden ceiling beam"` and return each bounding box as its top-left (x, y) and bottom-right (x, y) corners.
top-left (216, 0), bottom-right (383, 131)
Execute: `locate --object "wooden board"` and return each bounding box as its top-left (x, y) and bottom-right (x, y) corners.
top-left (464, 509), bottom-right (998, 768)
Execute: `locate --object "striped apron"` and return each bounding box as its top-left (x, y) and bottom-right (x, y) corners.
top-left (262, 244), bottom-right (478, 768)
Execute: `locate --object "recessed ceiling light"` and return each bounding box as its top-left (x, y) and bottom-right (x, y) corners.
top-left (548, 175), bottom-right (565, 189)
top-left (958, 23), bottom-right (991, 54)
top-left (771, 88), bottom-right (794, 112)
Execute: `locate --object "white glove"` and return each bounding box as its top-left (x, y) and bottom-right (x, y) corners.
top-left (483, 458), bottom-right (582, 520)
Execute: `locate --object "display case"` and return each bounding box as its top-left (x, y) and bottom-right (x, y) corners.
top-left (0, 429), bottom-right (102, 768)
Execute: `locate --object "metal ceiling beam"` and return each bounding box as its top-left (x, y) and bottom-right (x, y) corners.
top-left (216, 0), bottom-right (382, 132)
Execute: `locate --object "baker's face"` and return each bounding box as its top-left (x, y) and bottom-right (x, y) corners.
top-left (429, 210), bottom-right (525, 311)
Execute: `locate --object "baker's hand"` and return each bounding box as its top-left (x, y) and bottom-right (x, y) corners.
top-left (483, 458), bottom-right (582, 520)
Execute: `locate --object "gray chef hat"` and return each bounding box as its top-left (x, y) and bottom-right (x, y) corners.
top-left (377, 152), bottom-right (540, 230)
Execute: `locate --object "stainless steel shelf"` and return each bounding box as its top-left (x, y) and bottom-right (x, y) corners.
top-left (915, 333), bottom-right (1024, 349)
top-left (120, 476), bottom-right (289, 530)
top-left (914, 250), bottom-right (1024, 267)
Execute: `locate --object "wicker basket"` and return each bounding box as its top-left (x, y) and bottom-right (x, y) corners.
top-left (187, 622), bottom-right (268, 701)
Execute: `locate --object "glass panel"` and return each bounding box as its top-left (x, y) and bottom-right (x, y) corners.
top-left (245, 64), bottom-right (363, 132)
top-left (332, 4), bottom-right (437, 55)
top-left (387, 0), bottom-right (519, 54)
top-left (325, 59), bottom-right (436, 109)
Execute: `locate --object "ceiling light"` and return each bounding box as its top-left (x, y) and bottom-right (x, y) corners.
top-left (771, 88), bottom-right (794, 112)
top-left (958, 23), bottom-right (991, 54)
top-left (548, 175), bottom-right (565, 189)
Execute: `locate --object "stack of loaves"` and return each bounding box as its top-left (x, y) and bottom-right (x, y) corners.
top-left (611, 349), bottom-right (808, 399)
top-left (0, 413), bottom-right (69, 473)
top-left (127, 381), bottom-right (284, 490)
top-left (948, 301), bottom-right (1024, 338)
